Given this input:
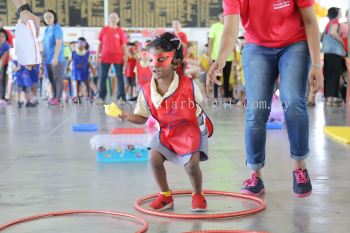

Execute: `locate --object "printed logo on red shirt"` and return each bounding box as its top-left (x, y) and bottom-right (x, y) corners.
top-left (273, 0), bottom-right (290, 10)
top-left (114, 34), bottom-right (120, 39)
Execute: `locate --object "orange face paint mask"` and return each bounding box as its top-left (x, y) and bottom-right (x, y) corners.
top-left (148, 50), bottom-right (175, 67)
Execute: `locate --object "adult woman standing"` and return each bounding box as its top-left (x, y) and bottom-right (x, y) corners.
top-left (322, 7), bottom-right (345, 106)
top-left (96, 12), bottom-right (128, 104)
top-left (43, 9), bottom-right (65, 106)
top-left (207, 0), bottom-right (323, 198)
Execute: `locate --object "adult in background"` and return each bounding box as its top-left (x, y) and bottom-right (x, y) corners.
top-left (43, 9), bottom-right (65, 106)
top-left (96, 12), bottom-right (128, 105)
top-left (0, 17), bottom-right (13, 101)
top-left (322, 7), bottom-right (345, 106)
top-left (11, 0), bottom-right (40, 36)
top-left (172, 19), bottom-right (188, 75)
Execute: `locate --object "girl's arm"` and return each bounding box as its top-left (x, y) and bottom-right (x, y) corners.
top-left (120, 112), bottom-right (148, 124)
top-left (12, 63), bottom-right (21, 72)
top-left (66, 56), bottom-right (72, 73)
top-left (88, 58), bottom-right (97, 76)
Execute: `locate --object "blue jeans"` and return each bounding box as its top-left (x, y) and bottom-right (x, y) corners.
top-left (98, 63), bottom-right (125, 100)
top-left (242, 42), bottom-right (311, 170)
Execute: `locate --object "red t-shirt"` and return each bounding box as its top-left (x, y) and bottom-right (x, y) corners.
top-left (125, 57), bottom-right (137, 78)
top-left (136, 62), bottom-right (152, 85)
top-left (4, 29), bottom-right (13, 65)
top-left (223, 0), bottom-right (314, 48)
top-left (98, 26), bottom-right (127, 64)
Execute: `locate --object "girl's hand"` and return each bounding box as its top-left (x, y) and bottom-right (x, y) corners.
top-left (309, 65), bottom-right (324, 95)
top-left (119, 112), bottom-right (129, 121)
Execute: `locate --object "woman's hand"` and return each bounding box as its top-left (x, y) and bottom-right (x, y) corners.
top-left (206, 58), bottom-right (226, 87)
top-left (309, 65), bottom-right (324, 95)
top-left (52, 57), bottom-right (58, 66)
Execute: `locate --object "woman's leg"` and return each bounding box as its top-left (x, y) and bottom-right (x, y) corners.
top-left (98, 63), bottom-right (111, 101)
top-left (53, 62), bottom-right (65, 100)
top-left (114, 64), bottom-right (126, 101)
top-left (243, 44), bottom-right (278, 173)
top-left (278, 42), bottom-right (310, 167)
top-left (278, 42), bottom-right (312, 197)
top-left (46, 64), bottom-right (56, 99)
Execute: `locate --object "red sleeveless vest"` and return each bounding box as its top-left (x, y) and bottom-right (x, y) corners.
top-left (142, 75), bottom-right (213, 155)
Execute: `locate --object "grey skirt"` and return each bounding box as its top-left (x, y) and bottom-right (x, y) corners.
top-left (149, 115), bottom-right (209, 166)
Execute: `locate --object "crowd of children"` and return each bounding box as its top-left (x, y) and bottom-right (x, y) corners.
top-left (0, 31), bottom-right (246, 109)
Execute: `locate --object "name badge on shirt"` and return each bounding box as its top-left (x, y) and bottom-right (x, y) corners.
top-left (273, 0), bottom-right (291, 10)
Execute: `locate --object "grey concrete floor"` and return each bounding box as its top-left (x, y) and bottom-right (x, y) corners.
top-left (0, 100), bottom-right (349, 233)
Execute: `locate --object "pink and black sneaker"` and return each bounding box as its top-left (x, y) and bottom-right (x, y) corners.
top-left (240, 171), bottom-right (265, 196)
top-left (293, 168), bottom-right (312, 198)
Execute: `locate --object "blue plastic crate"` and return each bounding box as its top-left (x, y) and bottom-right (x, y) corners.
top-left (96, 146), bottom-right (149, 163)
top-left (267, 121), bottom-right (283, 129)
top-left (72, 124), bottom-right (99, 132)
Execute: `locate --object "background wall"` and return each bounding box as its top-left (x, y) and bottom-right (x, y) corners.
top-left (0, 0), bottom-right (223, 27)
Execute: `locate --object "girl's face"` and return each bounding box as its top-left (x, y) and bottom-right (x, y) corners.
top-left (77, 40), bottom-right (86, 50)
top-left (148, 47), bottom-right (176, 80)
top-left (0, 32), bottom-right (6, 44)
top-left (44, 12), bottom-right (55, 26)
top-left (128, 45), bottom-right (136, 54)
top-left (140, 50), bottom-right (148, 61)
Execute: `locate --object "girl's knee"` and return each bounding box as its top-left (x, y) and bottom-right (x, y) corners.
top-left (185, 153), bottom-right (201, 173)
top-left (150, 150), bottom-right (165, 167)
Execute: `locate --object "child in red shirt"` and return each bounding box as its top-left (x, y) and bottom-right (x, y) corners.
top-left (135, 48), bottom-right (152, 86)
top-left (125, 42), bottom-right (137, 100)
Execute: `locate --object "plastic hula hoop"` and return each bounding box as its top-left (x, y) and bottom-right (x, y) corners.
top-left (135, 190), bottom-right (266, 219)
top-left (183, 230), bottom-right (269, 233)
top-left (0, 210), bottom-right (148, 233)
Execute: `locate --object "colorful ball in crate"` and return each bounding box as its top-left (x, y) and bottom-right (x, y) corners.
top-left (104, 153), bottom-right (112, 158)
top-left (116, 147), bottom-right (122, 153)
top-left (98, 146), bottom-right (106, 152)
top-left (127, 145), bottom-right (136, 150)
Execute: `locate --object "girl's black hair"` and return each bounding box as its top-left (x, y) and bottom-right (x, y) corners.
top-left (43, 9), bottom-right (58, 26)
top-left (149, 32), bottom-right (184, 62)
top-left (327, 7), bottom-right (341, 19)
top-left (0, 28), bottom-right (8, 40)
top-left (77, 37), bottom-right (89, 50)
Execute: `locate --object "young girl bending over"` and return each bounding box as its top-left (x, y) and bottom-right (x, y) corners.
top-left (119, 32), bottom-right (213, 212)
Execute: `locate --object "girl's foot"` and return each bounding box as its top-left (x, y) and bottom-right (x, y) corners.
top-left (17, 101), bottom-right (24, 108)
top-left (191, 193), bottom-right (207, 212)
top-left (72, 96), bottom-right (81, 104)
top-left (149, 193), bottom-right (174, 212)
top-left (48, 98), bottom-right (60, 106)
